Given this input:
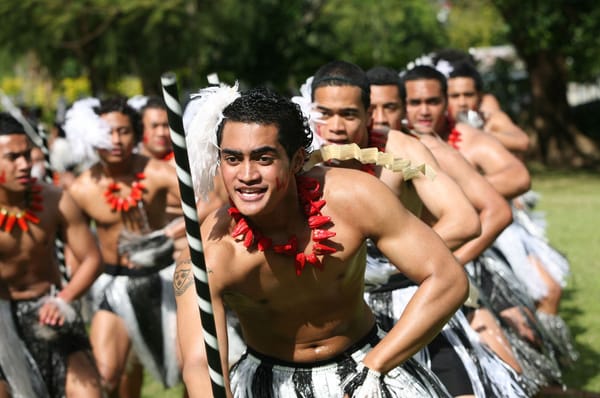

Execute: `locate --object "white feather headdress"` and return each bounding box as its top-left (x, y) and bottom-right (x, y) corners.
top-left (127, 95), bottom-right (149, 112)
top-left (290, 76), bottom-right (326, 151)
top-left (183, 82), bottom-right (240, 200)
top-left (62, 98), bottom-right (111, 169)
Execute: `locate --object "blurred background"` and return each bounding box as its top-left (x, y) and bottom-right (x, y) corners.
top-left (1, 0), bottom-right (600, 168)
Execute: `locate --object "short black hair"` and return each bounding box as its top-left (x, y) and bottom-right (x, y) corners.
top-left (431, 48), bottom-right (476, 66)
top-left (217, 87), bottom-right (313, 163)
top-left (311, 60), bottom-right (370, 109)
top-left (141, 96), bottom-right (166, 115)
top-left (94, 97), bottom-right (142, 142)
top-left (367, 66), bottom-right (401, 87)
top-left (0, 112), bottom-right (27, 136)
top-left (400, 65), bottom-right (447, 103)
top-left (448, 61), bottom-right (484, 92)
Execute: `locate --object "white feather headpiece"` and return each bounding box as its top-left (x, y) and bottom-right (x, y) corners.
top-left (183, 82), bottom-right (240, 200)
top-left (290, 76), bottom-right (326, 151)
top-left (62, 98), bottom-right (112, 169)
top-left (402, 52), bottom-right (454, 77)
top-left (127, 95), bottom-right (149, 112)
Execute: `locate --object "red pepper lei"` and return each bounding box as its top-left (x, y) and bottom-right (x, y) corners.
top-left (161, 151), bottom-right (174, 161)
top-left (228, 176), bottom-right (337, 276)
top-left (447, 128), bottom-right (462, 150)
top-left (104, 172), bottom-right (146, 212)
top-left (0, 178), bottom-right (43, 233)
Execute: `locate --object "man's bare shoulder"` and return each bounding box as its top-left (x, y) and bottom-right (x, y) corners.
top-left (69, 166), bottom-right (100, 195)
top-left (387, 130), bottom-right (437, 165)
top-left (313, 166), bottom-right (391, 218)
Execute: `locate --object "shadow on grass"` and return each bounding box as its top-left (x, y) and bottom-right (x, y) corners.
top-left (551, 287), bottom-right (600, 392)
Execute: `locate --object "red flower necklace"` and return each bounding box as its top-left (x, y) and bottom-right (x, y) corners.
top-left (104, 172), bottom-right (146, 212)
top-left (161, 151), bottom-right (174, 161)
top-left (228, 176), bottom-right (337, 276)
top-left (447, 128), bottom-right (462, 150)
top-left (0, 179), bottom-right (43, 233)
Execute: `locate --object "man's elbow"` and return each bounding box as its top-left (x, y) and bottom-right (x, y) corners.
top-left (516, 167), bottom-right (532, 197)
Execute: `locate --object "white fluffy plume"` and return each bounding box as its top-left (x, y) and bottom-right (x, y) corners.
top-left (62, 98), bottom-right (111, 168)
top-left (291, 76), bottom-right (326, 151)
top-left (127, 95), bottom-right (149, 112)
top-left (183, 82), bottom-right (240, 200)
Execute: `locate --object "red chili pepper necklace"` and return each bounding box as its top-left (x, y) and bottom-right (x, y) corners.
top-left (104, 172), bottom-right (146, 212)
top-left (228, 175), bottom-right (337, 276)
top-left (0, 179), bottom-right (43, 233)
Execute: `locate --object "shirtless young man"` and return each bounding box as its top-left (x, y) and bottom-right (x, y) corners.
top-left (401, 66), bottom-right (569, 390)
top-left (310, 61), bottom-right (480, 251)
top-left (445, 61), bottom-right (530, 156)
top-left (67, 98), bottom-right (183, 397)
top-left (0, 113), bottom-right (102, 398)
top-left (444, 61), bottom-right (577, 365)
top-left (175, 87), bottom-right (468, 397)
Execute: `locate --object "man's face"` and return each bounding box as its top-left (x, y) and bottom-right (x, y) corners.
top-left (0, 134), bottom-right (32, 192)
top-left (447, 77), bottom-right (480, 120)
top-left (142, 107), bottom-right (171, 158)
top-left (404, 79), bottom-right (447, 135)
top-left (219, 121), bottom-right (299, 219)
top-left (313, 85), bottom-right (370, 148)
top-left (369, 84), bottom-right (403, 130)
top-left (97, 111), bottom-right (136, 164)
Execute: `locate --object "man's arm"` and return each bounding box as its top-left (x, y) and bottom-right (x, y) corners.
top-left (484, 111), bottom-right (530, 154)
top-left (460, 123), bottom-right (531, 200)
top-left (349, 171), bottom-right (468, 374)
top-left (383, 131), bottom-right (480, 250)
top-left (174, 240), bottom-right (232, 397)
top-left (56, 189), bottom-right (102, 302)
top-left (435, 147), bottom-right (513, 264)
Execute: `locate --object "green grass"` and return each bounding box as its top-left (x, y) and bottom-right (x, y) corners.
top-left (531, 169), bottom-right (600, 392)
top-left (140, 169), bottom-right (600, 396)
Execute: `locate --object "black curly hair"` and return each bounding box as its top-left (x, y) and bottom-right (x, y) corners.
top-left (94, 97), bottom-right (142, 143)
top-left (0, 112), bottom-right (27, 136)
top-left (217, 87), bottom-right (313, 162)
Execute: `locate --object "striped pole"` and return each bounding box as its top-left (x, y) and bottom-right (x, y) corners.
top-left (161, 72), bottom-right (226, 398)
top-left (37, 124), bottom-right (70, 282)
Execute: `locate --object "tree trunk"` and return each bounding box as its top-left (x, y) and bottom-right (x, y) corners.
top-left (523, 51), bottom-right (599, 166)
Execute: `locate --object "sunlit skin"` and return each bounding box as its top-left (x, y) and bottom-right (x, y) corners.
top-left (0, 135), bottom-right (32, 193)
top-left (313, 85), bottom-right (371, 148)
top-left (404, 80), bottom-right (448, 137)
top-left (369, 85), bottom-right (404, 130)
top-left (96, 112), bottom-right (137, 168)
top-left (447, 77), bottom-right (480, 121)
top-left (219, 122), bottom-right (302, 223)
top-left (141, 108), bottom-right (171, 159)
top-left (175, 119), bottom-right (468, 396)
top-left (0, 132), bottom-right (104, 397)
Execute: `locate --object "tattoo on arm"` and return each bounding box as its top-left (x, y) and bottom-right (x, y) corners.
top-left (173, 266), bottom-right (194, 296)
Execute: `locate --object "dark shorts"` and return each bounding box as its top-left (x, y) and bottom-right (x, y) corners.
top-left (0, 296), bottom-right (92, 398)
top-left (428, 333), bottom-right (474, 396)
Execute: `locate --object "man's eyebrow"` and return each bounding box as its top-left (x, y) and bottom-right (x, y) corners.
top-left (316, 105), bottom-right (360, 114)
top-left (221, 146), bottom-right (279, 156)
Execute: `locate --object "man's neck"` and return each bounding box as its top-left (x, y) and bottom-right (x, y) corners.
top-left (101, 155), bottom-right (136, 179)
top-left (0, 187), bottom-right (27, 208)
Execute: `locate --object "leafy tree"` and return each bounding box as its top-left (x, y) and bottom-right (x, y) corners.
top-left (491, 0), bottom-right (600, 166)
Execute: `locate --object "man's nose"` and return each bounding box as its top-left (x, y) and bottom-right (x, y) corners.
top-left (372, 106), bottom-right (386, 125)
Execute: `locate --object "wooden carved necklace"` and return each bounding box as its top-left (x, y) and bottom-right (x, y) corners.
top-left (0, 179), bottom-right (43, 233)
top-left (228, 175), bottom-right (337, 276)
top-left (104, 172), bottom-right (146, 212)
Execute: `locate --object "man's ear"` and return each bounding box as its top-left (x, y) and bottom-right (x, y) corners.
top-left (291, 149), bottom-right (306, 174)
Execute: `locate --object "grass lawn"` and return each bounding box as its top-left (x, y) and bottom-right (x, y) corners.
top-left (140, 169), bottom-right (600, 396)
top-left (531, 169), bottom-right (600, 392)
